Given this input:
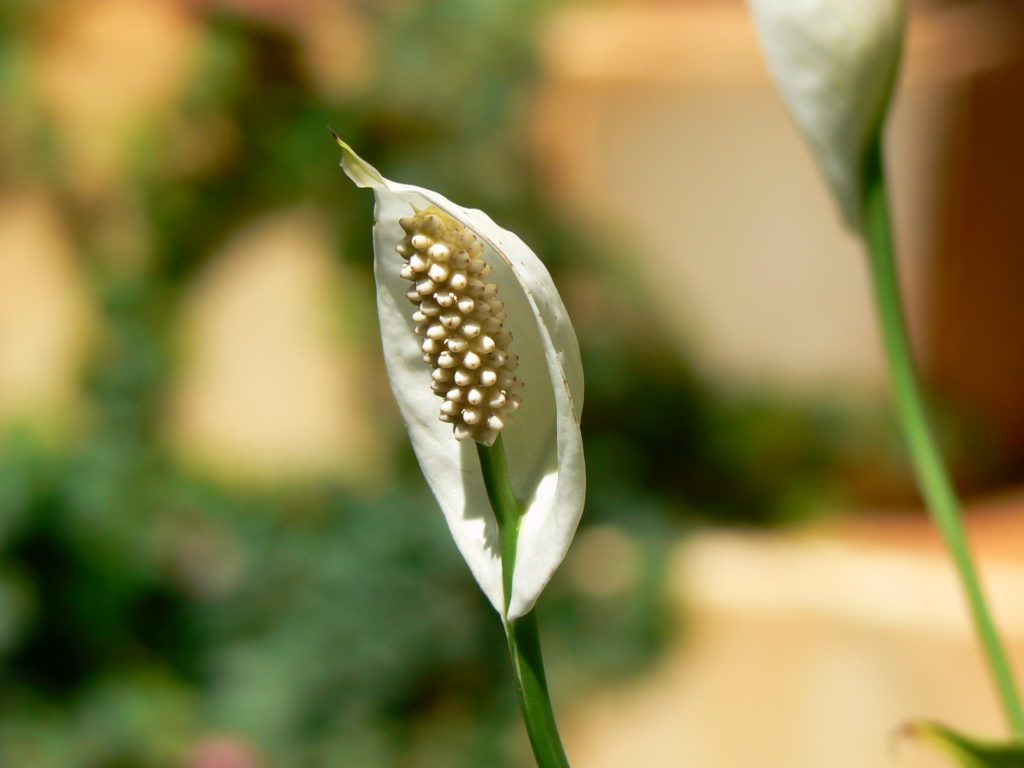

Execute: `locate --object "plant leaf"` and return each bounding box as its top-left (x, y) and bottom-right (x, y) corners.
top-left (904, 721), bottom-right (1024, 768)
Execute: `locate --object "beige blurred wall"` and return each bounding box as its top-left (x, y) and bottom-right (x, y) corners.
top-left (533, 0), bottom-right (1020, 395)
top-left (564, 509), bottom-right (1024, 768)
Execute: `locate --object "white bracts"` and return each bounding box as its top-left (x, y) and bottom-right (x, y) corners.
top-left (335, 138), bottom-right (585, 620)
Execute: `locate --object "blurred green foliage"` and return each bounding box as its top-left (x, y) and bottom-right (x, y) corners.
top-left (0, 1), bottom-right (859, 765)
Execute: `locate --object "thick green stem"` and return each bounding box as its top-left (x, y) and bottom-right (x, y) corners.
top-left (862, 140), bottom-right (1024, 736)
top-left (477, 436), bottom-right (572, 768)
top-left (505, 610), bottom-right (571, 768)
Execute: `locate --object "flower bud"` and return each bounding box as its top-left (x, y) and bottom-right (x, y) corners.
top-left (748, 0), bottom-right (905, 230)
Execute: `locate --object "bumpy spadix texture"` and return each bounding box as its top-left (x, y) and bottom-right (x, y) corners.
top-left (398, 207), bottom-right (522, 446)
top-left (748, 0), bottom-right (905, 231)
top-left (335, 138), bottom-right (585, 620)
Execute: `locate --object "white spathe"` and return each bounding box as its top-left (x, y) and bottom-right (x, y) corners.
top-left (748, 0), bottom-right (905, 231)
top-left (337, 140), bottom-right (585, 620)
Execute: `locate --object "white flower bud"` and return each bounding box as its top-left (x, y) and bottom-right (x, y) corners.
top-left (748, 0), bottom-right (905, 230)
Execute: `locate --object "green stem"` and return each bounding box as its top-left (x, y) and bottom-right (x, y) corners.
top-left (477, 436), bottom-right (572, 768)
top-left (862, 140), bottom-right (1024, 736)
top-left (477, 435), bottom-right (521, 605)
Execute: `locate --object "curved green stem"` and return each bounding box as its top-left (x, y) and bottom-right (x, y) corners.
top-left (862, 139), bottom-right (1024, 736)
top-left (477, 436), bottom-right (572, 768)
top-left (505, 610), bottom-right (570, 768)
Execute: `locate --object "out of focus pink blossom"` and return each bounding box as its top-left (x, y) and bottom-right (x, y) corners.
top-left (190, 736), bottom-right (261, 768)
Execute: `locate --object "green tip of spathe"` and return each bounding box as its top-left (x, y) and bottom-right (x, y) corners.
top-left (328, 132), bottom-right (383, 190)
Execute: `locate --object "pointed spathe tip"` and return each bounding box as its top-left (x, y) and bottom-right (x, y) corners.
top-left (329, 133), bottom-right (384, 189)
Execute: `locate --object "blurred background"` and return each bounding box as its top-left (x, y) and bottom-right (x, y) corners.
top-left (1, 0), bottom-right (1024, 765)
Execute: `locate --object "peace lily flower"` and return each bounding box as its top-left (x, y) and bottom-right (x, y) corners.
top-left (748, 0), bottom-right (905, 231)
top-left (334, 137), bottom-right (585, 620)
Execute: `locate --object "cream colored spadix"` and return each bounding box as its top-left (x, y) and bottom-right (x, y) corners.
top-left (335, 138), bottom-right (585, 620)
top-left (748, 0), bottom-right (905, 231)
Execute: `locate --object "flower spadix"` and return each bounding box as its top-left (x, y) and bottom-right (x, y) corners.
top-left (335, 138), bottom-right (584, 620)
top-left (748, 0), bottom-right (905, 231)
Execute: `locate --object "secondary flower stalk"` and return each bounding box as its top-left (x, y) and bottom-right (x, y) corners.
top-left (862, 143), bottom-right (1024, 737)
top-left (748, 0), bottom-right (1024, 737)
